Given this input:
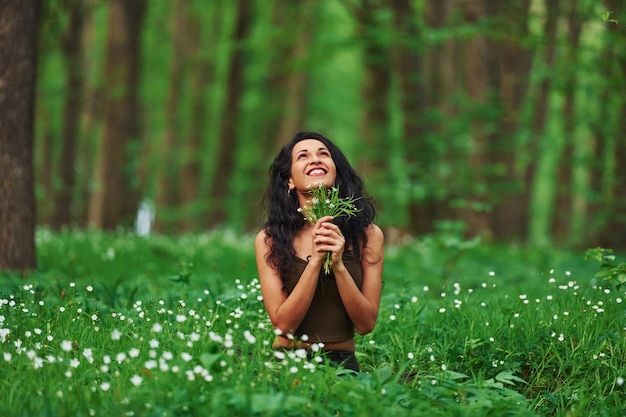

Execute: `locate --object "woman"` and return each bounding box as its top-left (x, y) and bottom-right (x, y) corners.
top-left (255, 131), bottom-right (384, 372)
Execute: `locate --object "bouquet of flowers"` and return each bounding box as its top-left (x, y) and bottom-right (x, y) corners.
top-left (298, 183), bottom-right (361, 274)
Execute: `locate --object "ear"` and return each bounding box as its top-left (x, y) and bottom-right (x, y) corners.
top-left (288, 178), bottom-right (295, 190)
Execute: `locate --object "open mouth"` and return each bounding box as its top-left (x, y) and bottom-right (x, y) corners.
top-left (307, 168), bottom-right (327, 176)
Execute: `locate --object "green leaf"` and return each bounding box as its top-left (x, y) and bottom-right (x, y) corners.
top-left (483, 378), bottom-right (504, 389)
top-left (250, 393), bottom-right (309, 413)
top-left (495, 371), bottom-right (527, 386)
top-left (445, 370), bottom-right (470, 380)
top-left (200, 353), bottom-right (221, 370)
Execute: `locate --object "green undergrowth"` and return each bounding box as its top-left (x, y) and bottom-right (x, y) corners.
top-left (0, 227), bottom-right (624, 416)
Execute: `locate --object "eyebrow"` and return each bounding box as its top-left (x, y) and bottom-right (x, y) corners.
top-left (296, 147), bottom-right (329, 154)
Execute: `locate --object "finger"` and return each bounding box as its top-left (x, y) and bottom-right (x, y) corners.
top-left (314, 216), bottom-right (334, 228)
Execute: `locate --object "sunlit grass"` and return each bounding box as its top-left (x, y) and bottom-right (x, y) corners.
top-left (0, 228), bottom-right (624, 416)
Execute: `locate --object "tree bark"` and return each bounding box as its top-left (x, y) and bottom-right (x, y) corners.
top-left (390, 0), bottom-right (434, 235)
top-left (75, 8), bottom-right (100, 227)
top-left (351, 0), bottom-right (391, 182)
top-left (484, 0), bottom-right (533, 240)
top-left (597, 0), bottom-right (626, 248)
top-left (51, 2), bottom-right (85, 229)
top-left (206, 0), bottom-right (251, 227)
top-left (179, 1), bottom-right (220, 232)
top-left (88, 0), bottom-right (146, 229)
top-left (528, 0), bottom-right (559, 245)
top-left (0, 0), bottom-right (38, 270)
top-left (553, 2), bottom-right (582, 244)
top-left (457, 0), bottom-right (493, 237)
top-left (154, 0), bottom-right (186, 232)
top-left (274, 0), bottom-right (315, 151)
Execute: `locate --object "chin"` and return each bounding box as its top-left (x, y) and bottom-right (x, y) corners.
top-left (308, 177), bottom-right (334, 187)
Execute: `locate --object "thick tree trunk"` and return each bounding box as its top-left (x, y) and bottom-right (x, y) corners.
top-left (206, 0), bottom-right (251, 227)
top-left (89, 0), bottom-right (146, 229)
top-left (0, 1), bottom-right (38, 270)
top-left (51, 3), bottom-right (85, 229)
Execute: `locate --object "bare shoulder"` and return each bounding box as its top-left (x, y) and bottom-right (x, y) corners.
top-left (255, 229), bottom-right (271, 254)
top-left (365, 224), bottom-right (384, 245)
top-left (255, 229), bottom-right (270, 245)
top-left (362, 224), bottom-right (384, 265)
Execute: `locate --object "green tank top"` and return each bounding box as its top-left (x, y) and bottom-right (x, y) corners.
top-left (282, 252), bottom-right (363, 343)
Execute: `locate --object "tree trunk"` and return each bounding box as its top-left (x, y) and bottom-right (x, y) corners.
top-left (419, 0), bottom-right (457, 233)
top-left (75, 8), bottom-right (100, 227)
top-left (457, 0), bottom-right (493, 238)
top-left (483, 0), bottom-right (533, 240)
top-left (206, 0), bottom-right (251, 228)
top-left (528, 0), bottom-right (559, 245)
top-left (274, 0), bottom-right (315, 150)
top-left (179, 1), bottom-right (220, 232)
top-left (390, 0), bottom-right (434, 235)
top-left (154, 0), bottom-right (186, 232)
top-left (36, 115), bottom-right (55, 225)
top-left (352, 0), bottom-right (391, 182)
top-left (51, 2), bottom-right (85, 229)
top-left (553, 2), bottom-right (582, 244)
top-left (0, 1), bottom-right (38, 270)
top-left (597, 0), bottom-right (626, 248)
top-left (88, 0), bottom-right (146, 229)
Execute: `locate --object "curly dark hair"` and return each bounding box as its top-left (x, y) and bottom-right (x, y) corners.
top-left (261, 131), bottom-right (377, 282)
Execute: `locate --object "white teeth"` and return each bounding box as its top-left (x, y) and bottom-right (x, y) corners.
top-left (308, 169), bottom-right (326, 176)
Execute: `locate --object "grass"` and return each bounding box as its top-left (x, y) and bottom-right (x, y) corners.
top-left (0, 227), bottom-right (624, 416)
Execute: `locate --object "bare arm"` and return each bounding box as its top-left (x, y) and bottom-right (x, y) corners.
top-left (312, 222), bottom-right (384, 335)
top-left (255, 219), bottom-right (331, 336)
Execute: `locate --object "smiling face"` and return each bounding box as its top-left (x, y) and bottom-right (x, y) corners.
top-left (288, 139), bottom-right (337, 193)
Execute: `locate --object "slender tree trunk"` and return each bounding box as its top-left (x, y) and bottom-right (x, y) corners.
top-left (89, 0), bottom-right (146, 229)
top-left (598, 0), bottom-right (626, 248)
top-left (179, 1), bottom-right (219, 232)
top-left (420, 0), bottom-right (456, 231)
top-left (390, 0), bottom-right (433, 235)
top-left (457, 0), bottom-right (493, 237)
top-left (154, 0), bottom-right (186, 232)
top-left (51, 2), bottom-right (85, 229)
top-left (206, 0), bottom-right (251, 227)
top-left (528, 0), bottom-right (559, 245)
top-left (37, 115), bottom-right (55, 225)
top-left (274, 1), bottom-right (315, 150)
top-left (588, 13), bottom-right (616, 245)
top-left (352, 0), bottom-right (391, 182)
top-left (251, 0), bottom-right (315, 157)
top-left (553, 2), bottom-right (582, 244)
top-left (484, 0), bottom-right (533, 240)
top-left (75, 8), bottom-right (100, 227)
top-left (0, 0), bottom-right (38, 270)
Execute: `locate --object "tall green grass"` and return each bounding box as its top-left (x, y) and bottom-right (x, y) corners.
top-left (0, 228), bottom-right (624, 416)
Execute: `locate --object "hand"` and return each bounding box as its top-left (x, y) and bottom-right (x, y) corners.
top-left (311, 215), bottom-right (345, 270)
